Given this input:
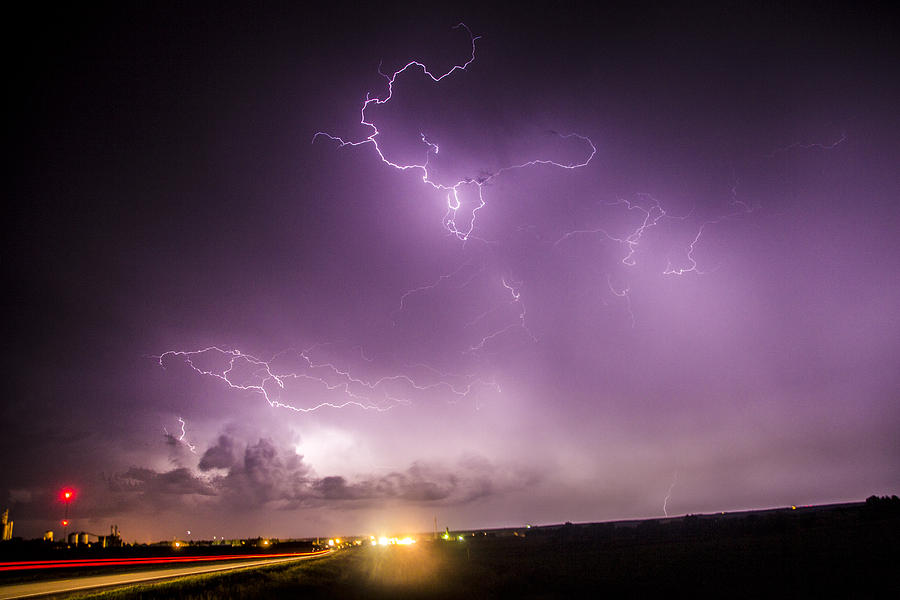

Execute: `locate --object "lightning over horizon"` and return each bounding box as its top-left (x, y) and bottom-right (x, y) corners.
top-left (11, 2), bottom-right (896, 544)
top-left (155, 345), bottom-right (499, 414)
top-left (663, 472), bottom-right (678, 518)
top-left (158, 21), bottom-right (849, 414)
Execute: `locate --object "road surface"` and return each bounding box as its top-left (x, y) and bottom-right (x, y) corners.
top-left (0, 550), bottom-right (332, 599)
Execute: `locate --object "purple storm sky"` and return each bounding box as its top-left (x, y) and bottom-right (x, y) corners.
top-left (5, 2), bottom-right (899, 541)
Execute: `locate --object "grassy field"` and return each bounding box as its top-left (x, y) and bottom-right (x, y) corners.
top-left (7, 500), bottom-right (882, 598)
top-left (65, 507), bottom-right (899, 599)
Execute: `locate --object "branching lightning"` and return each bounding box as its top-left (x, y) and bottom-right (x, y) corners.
top-left (313, 23), bottom-right (597, 242)
top-left (467, 276), bottom-right (536, 353)
top-left (391, 258), bottom-right (485, 325)
top-left (554, 195), bottom-right (672, 268)
top-left (312, 22), bottom-right (601, 353)
top-left (156, 345), bottom-right (497, 413)
top-left (159, 23), bottom-right (845, 419)
top-left (767, 132), bottom-right (847, 157)
top-left (663, 220), bottom-right (715, 276)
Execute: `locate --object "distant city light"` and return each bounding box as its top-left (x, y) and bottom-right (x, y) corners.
top-left (374, 536), bottom-right (416, 546)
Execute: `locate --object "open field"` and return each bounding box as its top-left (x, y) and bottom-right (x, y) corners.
top-left (61, 502), bottom-right (898, 599)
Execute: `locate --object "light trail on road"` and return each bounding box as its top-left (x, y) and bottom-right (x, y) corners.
top-left (0, 550), bottom-right (329, 572)
top-left (0, 550), bottom-right (332, 599)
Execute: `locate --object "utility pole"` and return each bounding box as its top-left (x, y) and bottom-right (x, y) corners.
top-left (61, 489), bottom-right (74, 545)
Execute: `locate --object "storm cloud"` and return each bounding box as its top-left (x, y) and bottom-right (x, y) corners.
top-left (4, 3), bottom-right (898, 541)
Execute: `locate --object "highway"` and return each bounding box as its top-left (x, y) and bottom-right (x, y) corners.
top-left (0, 550), bottom-right (332, 599)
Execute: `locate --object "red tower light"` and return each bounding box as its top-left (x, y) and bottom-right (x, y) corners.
top-left (61, 489), bottom-right (75, 502)
top-left (61, 519), bottom-right (69, 527)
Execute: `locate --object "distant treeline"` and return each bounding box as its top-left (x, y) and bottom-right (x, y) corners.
top-left (864, 494), bottom-right (900, 515)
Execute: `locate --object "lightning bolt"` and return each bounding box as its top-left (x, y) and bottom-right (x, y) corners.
top-left (391, 257), bottom-right (485, 325)
top-left (163, 417), bottom-right (197, 454)
top-left (554, 194), bottom-right (673, 268)
top-left (663, 471), bottom-right (678, 518)
top-left (310, 23), bottom-right (600, 358)
top-left (663, 220), bottom-right (716, 276)
top-left (607, 275), bottom-right (635, 328)
top-left (161, 24), bottom-right (841, 418)
top-left (552, 191), bottom-right (744, 279)
top-left (313, 23), bottom-right (597, 241)
top-left (177, 417), bottom-right (197, 454)
top-left (767, 132), bottom-right (847, 157)
top-left (155, 345), bottom-right (497, 413)
top-left (663, 134), bottom-right (847, 276)
top-left (467, 276), bottom-right (536, 353)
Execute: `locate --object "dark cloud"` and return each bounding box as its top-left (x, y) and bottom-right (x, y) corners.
top-left (313, 476), bottom-right (357, 500)
top-left (217, 438), bottom-right (313, 508)
top-left (311, 456), bottom-right (538, 505)
top-left (4, 436), bottom-right (541, 529)
top-left (198, 435), bottom-right (237, 471)
top-left (4, 3), bottom-right (898, 541)
top-left (108, 467), bottom-right (215, 498)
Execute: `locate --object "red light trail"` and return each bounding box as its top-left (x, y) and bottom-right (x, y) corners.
top-left (0, 550), bottom-right (331, 572)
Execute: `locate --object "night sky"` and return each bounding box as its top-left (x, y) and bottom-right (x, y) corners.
top-left (5, 2), bottom-right (899, 541)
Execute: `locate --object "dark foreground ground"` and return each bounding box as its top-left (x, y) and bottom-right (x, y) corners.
top-left (56, 500), bottom-right (900, 598)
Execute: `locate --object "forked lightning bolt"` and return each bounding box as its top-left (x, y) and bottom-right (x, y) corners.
top-left (554, 194), bottom-right (672, 268)
top-left (315, 23), bottom-right (593, 350)
top-left (156, 345), bottom-right (497, 413)
top-left (159, 24), bottom-right (846, 416)
top-left (313, 23), bottom-right (597, 242)
top-left (467, 277), bottom-right (536, 353)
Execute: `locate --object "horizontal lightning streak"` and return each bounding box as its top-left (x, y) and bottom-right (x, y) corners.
top-left (155, 345), bottom-right (496, 413)
top-left (767, 132), bottom-right (847, 157)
